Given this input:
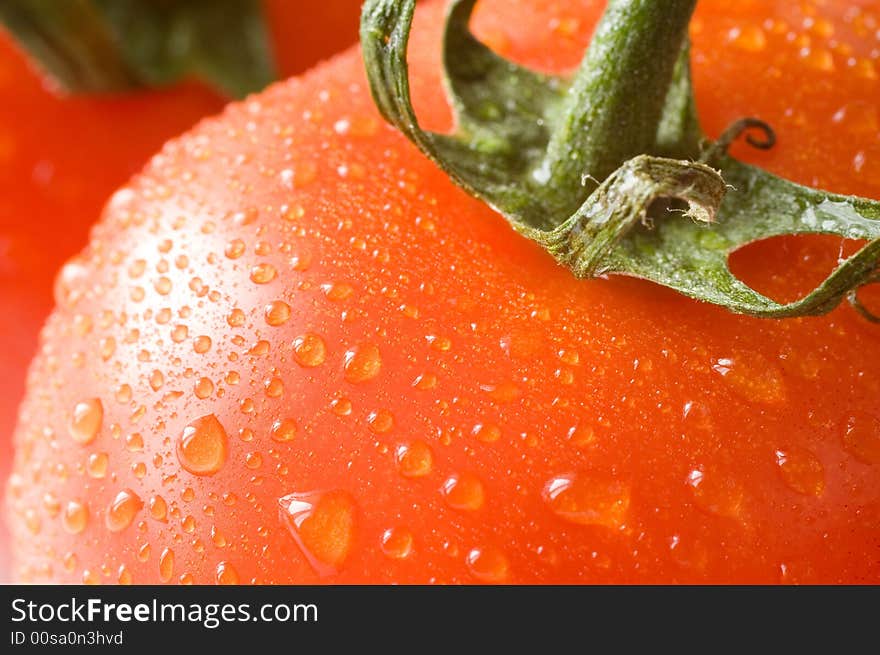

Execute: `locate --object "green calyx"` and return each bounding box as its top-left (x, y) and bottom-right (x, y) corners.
top-left (0, 0), bottom-right (276, 98)
top-left (360, 0), bottom-right (880, 319)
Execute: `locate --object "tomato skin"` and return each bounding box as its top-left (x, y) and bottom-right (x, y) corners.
top-left (6, 0), bottom-right (880, 584)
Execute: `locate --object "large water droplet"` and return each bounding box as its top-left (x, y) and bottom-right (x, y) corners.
top-left (86, 452), bottom-right (108, 478)
top-left (193, 335), bottom-right (212, 354)
top-left (367, 409), bottom-right (395, 434)
top-left (61, 500), bottom-right (89, 535)
top-left (249, 263), bottom-right (277, 284)
top-left (177, 414), bottom-right (228, 476)
top-left (441, 473), bottom-right (485, 511)
top-left (466, 546), bottom-right (510, 583)
top-left (395, 441), bottom-right (434, 478)
top-left (292, 333), bottom-right (327, 368)
top-left (271, 418), bottom-right (298, 443)
top-left (67, 398), bottom-right (103, 445)
top-left (542, 473), bottom-right (630, 528)
top-left (472, 423), bottom-right (501, 443)
top-left (158, 548), bottom-right (175, 583)
top-left (380, 527), bottom-right (413, 559)
top-left (264, 300), bottom-right (291, 326)
top-left (278, 490), bottom-right (356, 576)
top-left (105, 489), bottom-right (143, 532)
top-left (216, 561), bottom-right (239, 585)
top-left (343, 343), bottom-right (382, 383)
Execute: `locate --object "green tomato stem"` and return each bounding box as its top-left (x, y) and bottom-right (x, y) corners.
top-left (360, 0), bottom-right (880, 319)
top-left (539, 0), bottom-right (697, 202)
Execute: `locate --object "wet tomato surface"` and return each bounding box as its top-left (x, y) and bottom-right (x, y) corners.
top-left (6, 0), bottom-right (880, 583)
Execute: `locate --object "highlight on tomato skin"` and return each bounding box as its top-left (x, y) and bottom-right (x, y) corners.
top-left (0, 0), bottom-right (365, 582)
top-left (4, 0), bottom-right (880, 585)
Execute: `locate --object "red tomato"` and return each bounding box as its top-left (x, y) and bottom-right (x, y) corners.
top-left (0, 0), bottom-right (364, 580)
top-left (5, 0), bottom-right (880, 584)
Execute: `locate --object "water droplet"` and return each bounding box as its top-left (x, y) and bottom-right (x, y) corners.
top-left (330, 397), bottom-right (352, 416)
top-left (225, 239), bottom-right (245, 259)
top-left (843, 414), bottom-right (880, 464)
top-left (250, 263), bottom-right (277, 284)
top-left (264, 300), bottom-right (291, 326)
top-left (247, 340), bottom-right (270, 356)
top-left (86, 452), bottom-right (108, 478)
top-left (727, 24), bottom-right (767, 51)
top-left (712, 353), bottom-right (786, 405)
top-left (292, 333), bottom-right (326, 368)
top-left (278, 490), bottom-right (356, 576)
top-left (43, 492), bottom-right (61, 518)
top-left (482, 380), bottom-right (521, 403)
top-left (289, 250), bottom-right (312, 271)
top-left (395, 441), bottom-right (434, 478)
top-left (321, 282), bottom-right (354, 301)
top-left (279, 162), bottom-right (317, 189)
top-left (566, 424), bottom-right (595, 447)
top-left (125, 432), bottom-right (144, 452)
top-left (216, 561), bottom-right (239, 585)
top-left (55, 258), bottom-right (88, 308)
top-left (105, 489), bottom-right (143, 532)
top-left (343, 343), bottom-right (382, 383)
top-left (264, 376), bottom-right (284, 398)
top-left (412, 372), bottom-right (437, 390)
top-left (62, 500), bottom-right (89, 534)
top-left (158, 548), bottom-right (175, 583)
top-left (23, 508), bottom-right (41, 534)
top-left (154, 276), bottom-right (172, 295)
top-left (177, 414), bottom-right (228, 476)
top-left (472, 423), bottom-right (501, 443)
top-left (466, 546), bottom-right (510, 583)
top-left (67, 398), bottom-right (103, 444)
top-left (194, 377), bottom-right (214, 399)
top-left (149, 369), bottom-right (164, 391)
top-left (100, 337), bottom-right (116, 361)
top-left (542, 473), bottom-right (630, 528)
top-left (149, 495), bottom-right (168, 521)
top-left (171, 324), bottom-right (189, 343)
top-left (211, 525), bottom-right (227, 548)
top-left (282, 204), bottom-right (306, 222)
top-left (775, 447), bottom-right (825, 496)
top-left (115, 384), bottom-right (132, 404)
top-left (271, 418), bottom-right (298, 443)
top-left (193, 335), bottom-right (212, 354)
top-left (427, 335), bottom-right (452, 353)
top-left (117, 565), bottom-right (132, 585)
top-left (687, 468), bottom-right (744, 519)
top-left (380, 527), bottom-right (413, 559)
top-left (227, 308), bottom-right (246, 327)
top-left (245, 452), bottom-right (262, 469)
top-left (62, 552), bottom-right (78, 572)
top-left (367, 409), bottom-right (395, 434)
top-left (442, 473), bottom-right (485, 511)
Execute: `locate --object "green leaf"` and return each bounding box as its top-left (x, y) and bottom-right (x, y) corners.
top-left (0, 0), bottom-right (276, 98)
top-left (361, 0), bottom-right (880, 319)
